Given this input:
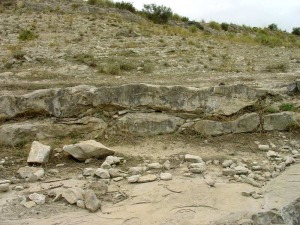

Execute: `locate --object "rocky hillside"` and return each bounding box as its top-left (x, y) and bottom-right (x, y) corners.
top-left (0, 0), bottom-right (300, 96)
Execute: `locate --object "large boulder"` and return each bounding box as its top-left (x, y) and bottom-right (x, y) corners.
top-left (27, 141), bottom-right (51, 164)
top-left (63, 140), bottom-right (114, 161)
top-left (115, 113), bottom-right (184, 135)
top-left (263, 112), bottom-right (299, 131)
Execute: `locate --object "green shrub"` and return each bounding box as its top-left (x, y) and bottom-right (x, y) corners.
top-left (279, 103), bottom-right (296, 111)
top-left (142, 4), bottom-right (173, 24)
top-left (18, 29), bottom-right (38, 41)
top-left (115, 1), bottom-right (136, 13)
top-left (292, 27), bottom-right (300, 36)
top-left (208, 21), bottom-right (221, 30)
top-left (268, 23), bottom-right (278, 31)
top-left (221, 23), bottom-right (229, 31)
top-left (74, 53), bottom-right (97, 67)
top-left (189, 25), bottom-right (198, 33)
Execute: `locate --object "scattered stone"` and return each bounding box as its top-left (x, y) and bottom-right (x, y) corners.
top-left (29, 193), bottom-right (46, 205)
top-left (275, 162), bottom-right (286, 172)
top-left (138, 174), bottom-right (157, 183)
top-left (234, 166), bottom-right (249, 175)
top-left (17, 167), bottom-right (44, 180)
top-left (128, 167), bottom-right (143, 175)
top-left (105, 156), bottom-right (120, 165)
top-left (241, 176), bottom-right (262, 188)
top-left (188, 162), bottom-right (207, 174)
top-left (213, 160), bottom-right (220, 165)
top-left (160, 173), bottom-right (172, 181)
top-left (21, 200), bottom-right (36, 209)
top-left (222, 168), bottom-right (236, 176)
top-left (48, 169), bottom-right (59, 175)
top-left (63, 140), bottom-right (114, 161)
top-left (127, 175), bottom-right (140, 183)
top-left (76, 200), bottom-right (86, 209)
top-left (0, 183), bottom-right (9, 192)
top-left (252, 165), bottom-right (262, 171)
top-left (84, 190), bottom-right (101, 212)
top-left (56, 164), bottom-right (65, 167)
top-left (95, 168), bottom-right (110, 179)
top-left (285, 156), bottom-right (295, 166)
top-left (258, 145), bottom-right (270, 151)
top-left (14, 186), bottom-right (24, 191)
top-left (222, 160), bottom-right (234, 168)
top-left (60, 188), bottom-right (84, 204)
top-left (86, 181), bottom-right (108, 196)
top-left (100, 161), bottom-right (111, 169)
top-left (147, 163), bottom-right (162, 169)
top-left (113, 177), bottom-right (123, 182)
top-left (83, 168), bottom-right (95, 176)
top-left (204, 176), bottom-right (216, 187)
top-left (0, 180), bottom-right (10, 185)
top-left (185, 154), bottom-right (203, 163)
top-left (163, 160), bottom-right (171, 170)
top-left (108, 168), bottom-right (121, 178)
top-left (27, 141), bottom-right (51, 164)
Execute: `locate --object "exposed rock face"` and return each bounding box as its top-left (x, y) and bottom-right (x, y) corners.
top-left (194, 113), bottom-right (260, 136)
top-left (0, 117), bottom-right (107, 146)
top-left (115, 113), bottom-right (184, 135)
top-left (264, 112), bottom-right (299, 131)
top-left (0, 84), bottom-right (269, 120)
top-left (63, 140), bottom-right (114, 161)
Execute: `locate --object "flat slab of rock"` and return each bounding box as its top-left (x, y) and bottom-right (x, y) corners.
top-left (138, 174), bottom-right (157, 183)
top-left (27, 141), bottom-right (51, 164)
top-left (63, 140), bottom-right (114, 161)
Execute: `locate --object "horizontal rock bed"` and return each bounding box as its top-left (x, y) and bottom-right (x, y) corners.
top-left (0, 83), bottom-right (299, 146)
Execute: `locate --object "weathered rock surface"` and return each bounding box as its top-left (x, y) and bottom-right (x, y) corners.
top-left (84, 190), bottom-right (101, 212)
top-left (264, 112), bottom-right (299, 131)
top-left (29, 193), bottom-right (46, 205)
top-left (194, 113), bottom-right (260, 136)
top-left (17, 167), bottom-right (45, 180)
top-left (63, 140), bottom-right (114, 161)
top-left (27, 141), bottom-right (51, 164)
top-left (0, 117), bottom-right (107, 146)
top-left (115, 113), bottom-right (184, 135)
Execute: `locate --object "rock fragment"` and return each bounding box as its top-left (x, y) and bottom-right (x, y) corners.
top-left (29, 193), bottom-right (46, 205)
top-left (185, 154), bottom-right (203, 163)
top-left (160, 173), bottom-right (172, 181)
top-left (138, 174), bottom-right (157, 183)
top-left (84, 190), bottom-right (101, 212)
top-left (27, 141), bottom-right (51, 164)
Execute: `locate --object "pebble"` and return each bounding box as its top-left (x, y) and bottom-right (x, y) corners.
top-left (163, 160), bottom-right (171, 170)
top-left (127, 175), bottom-right (140, 183)
top-left (258, 145), bottom-right (270, 151)
top-left (0, 183), bottom-right (9, 192)
top-left (147, 163), bottom-right (162, 169)
top-left (222, 160), bottom-right (233, 168)
top-left (94, 168), bottom-right (110, 179)
top-left (185, 154), bottom-right (203, 163)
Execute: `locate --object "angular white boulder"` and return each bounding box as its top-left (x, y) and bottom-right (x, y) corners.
top-left (27, 141), bottom-right (51, 164)
top-left (63, 140), bottom-right (114, 161)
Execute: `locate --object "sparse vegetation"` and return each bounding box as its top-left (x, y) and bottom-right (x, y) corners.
top-left (208, 21), bottom-right (221, 30)
top-left (292, 27), bottom-right (300, 36)
top-left (87, 0), bottom-right (114, 7)
top-left (268, 23), bottom-right (278, 31)
top-left (115, 1), bottom-right (136, 13)
top-left (18, 29), bottom-right (38, 41)
top-left (279, 103), bottom-right (296, 111)
top-left (142, 4), bottom-right (173, 24)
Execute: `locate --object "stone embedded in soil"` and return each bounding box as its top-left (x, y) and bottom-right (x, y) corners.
top-left (84, 190), bottom-right (101, 213)
top-left (27, 141), bottom-right (51, 164)
top-left (222, 168), bottom-right (236, 176)
top-left (128, 167), bottom-right (144, 175)
top-left (21, 200), bottom-right (37, 209)
top-left (94, 168), bottom-right (110, 179)
top-left (86, 181), bottom-right (108, 196)
top-left (17, 167), bottom-right (45, 180)
top-left (163, 160), bottom-right (171, 170)
top-left (0, 183), bottom-right (9, 192)
top-left (189, 162), bottom-right (207, 173)
top-left (222, 160), bottom-right (234, 168)
top-left (63, 140), bottom-right (114, 161)
top-left (285, 156), bottom-right (295, 166)
top-left (29, 193), bottom-right (46, 205)
top-left (258, 145), bottom-right (270, 151)
top-left (76, 200), bottom-right (86, 209)
top-left (185, 154), bottom-right (203, 163)
top-left (160, 173), bottom-right (172, 181)
top-left (108, 168), bottom-right (121, 178)
top-left (105, 156), bottom-right (120, 165)
top-left (234, 166), bottom-right (249, 175)
top-left (83, 168), bottom-right (95, 176)
top-left (138, 174), bottom-right (157, 183)
top-left (147, 163), bottom-right (162, 169)
top-left (127, 175), bottom-right (140, 183)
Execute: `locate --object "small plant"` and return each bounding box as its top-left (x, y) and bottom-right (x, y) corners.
top-left (208, 21), bottom-right (221, 30)
top-left (292, 27), bottom-right (300, 36)
top-left (74, 53), bottom-right (97, 67)
top-left (18, 29), bottom-right (38, 41)
top-left (115, 1), bottom-right (136, 13)
top-left (279, 103), bottom-right (296, 111)
top-left (142, 4), bottom-right (173, 24)
top-left (189, 25), bottom-right (198, 33)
